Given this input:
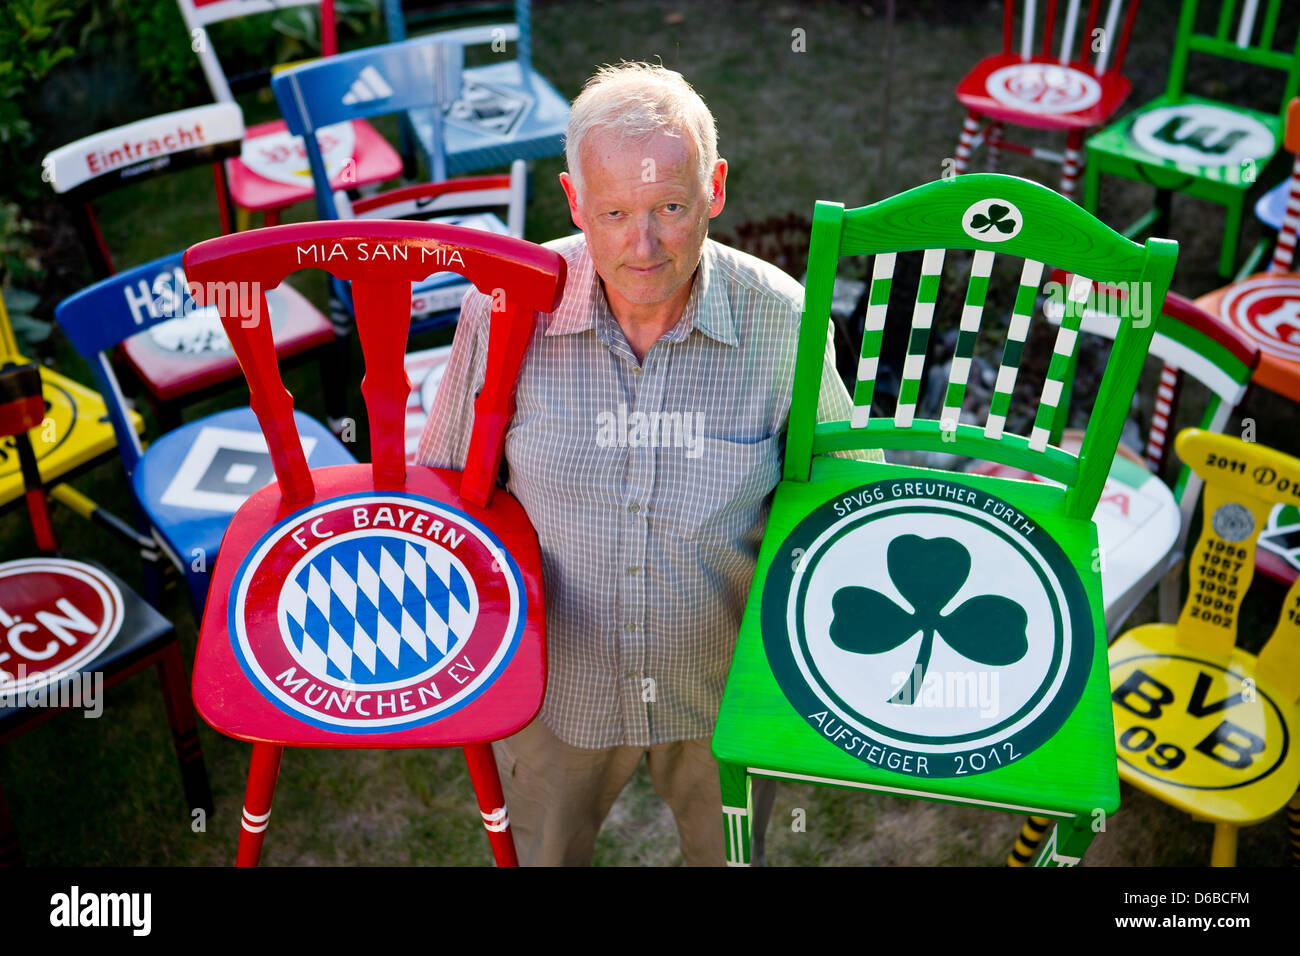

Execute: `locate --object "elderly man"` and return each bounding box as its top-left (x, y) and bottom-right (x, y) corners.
top-left (415, 62), bottom-right (863, 866)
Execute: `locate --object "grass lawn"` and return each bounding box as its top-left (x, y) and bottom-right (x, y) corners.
top-left (3, 0), bottom-right (1298, 866)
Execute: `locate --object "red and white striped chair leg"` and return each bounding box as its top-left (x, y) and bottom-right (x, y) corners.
top-left (1271, 155), bottom-right (1300, 273)
top-left (987, 122), bottom-right (1003, 171)
top-left (236, 743), bottom-right (284, 867)
top-left (463, 741), bottom-right (518, 867)
top-left (1060, 130), bottom-right (1085, 202)
top-left (954, 111), bottom-right (981, 175)
top-left (1145, 363), bottom-right (1181, 474)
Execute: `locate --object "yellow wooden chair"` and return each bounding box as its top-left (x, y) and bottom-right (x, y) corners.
top-left (0, 292), bottom-right (143, 541)
top-left (1108, 428), bottom-right (1300, 866)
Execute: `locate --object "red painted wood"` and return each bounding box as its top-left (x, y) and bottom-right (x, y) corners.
top-left (237, 743), bottom-right (283, 867)
top-left (349, 174), bottom-right (513, 215)
top-left (463, 741), bottom-right (518, 867)
top-left (954, 53), bottom-right (1133, 131)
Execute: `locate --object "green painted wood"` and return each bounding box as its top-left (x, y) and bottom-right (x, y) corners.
top-left (714, 173), bottom-right (1177, 865)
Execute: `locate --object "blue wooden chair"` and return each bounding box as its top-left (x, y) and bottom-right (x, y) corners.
top-left (382, 0), bottom-right (568, 180)
top-left (55, 252), bottom-right (356, 616)
top-left (272, 35), bottom-right (527, 340)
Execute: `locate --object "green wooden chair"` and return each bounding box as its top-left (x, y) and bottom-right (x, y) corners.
top-left (1082, 0), bottom-right (1300, 278)
top-left (711, 172), bottom-right (1177, 867)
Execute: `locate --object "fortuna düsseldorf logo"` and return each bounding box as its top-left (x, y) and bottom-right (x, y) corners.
top-left (0, 559), bottom-right (123, 694)
top-left (229, 492), bottom-right (525, 733)
top-left (984, 64), bottom-right (1101, 114)
top-left (763, 479), bottom-right (1092, 778)
top-left (1219, 276), bottom-right (1300, 363)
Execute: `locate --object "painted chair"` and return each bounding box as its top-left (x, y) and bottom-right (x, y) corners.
top-left (383, 0), bottom-right (570, 179)
top-left (55, 251), bottom-right (355, 616)
top-left (176, 0), bottom-right (403, 229)
top-left (711, 173), bottom-right (1177, 867)
top-left (42, 104), bottom-right (341, 431)
top-left (0, 363), bottom-right (211, 866)
top-left (181, 220), bottom-right (565, 866)
top-left (1108, 428), bottom-right (1300, 866)
top-left (0, 293), bottom-right (141, 542)
top-left (1083, 0), bottom-right (1300, 278)
top-left (272, 40), bottom-right (526, 338)
top-left (981, 284), bottom-right (1259, 638)
top-left (952, 0), bottom-right (1141, 200)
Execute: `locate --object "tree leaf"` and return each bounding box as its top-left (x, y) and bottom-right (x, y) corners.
top-left (887, 534), bottom-right (969, 620)
top-left (829, 586), bottom-right (918, 654)
top-left (939, 594), bottom-right (1029, 666)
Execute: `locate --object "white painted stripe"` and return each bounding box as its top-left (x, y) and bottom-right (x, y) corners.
top-left (1040, 378), bottom-right (1064, 408)
top-left (984, 413), bottom-right (1006, 440)
top-left (1095, 0), bottom-right (1123, 72)
top-left (941, 408), bottom-right (960, 430)
top-left (921, 248), bottom-right (947, 276)
top-left (865, 303), bottom-right (889, 330)
top-left (1067, 273), bottom-right (1092, 303)
top-left (1151, 336), bottom-right (1243, 401)
top-left (872, 251), bottom-right (897, 282)
top-left (1030, 147), bottom-right (1066, 163)
top-left (1059, 0), bottom-right (1082, 63)
top-left (895, 404), bottom-right (916, 428)
top-left (912, 300), bottom-right (936, 328)
top-left (1054, 326), bottom-right (1078, 357)
top-left (243, 807), bottom-right (272, 823)
top-left (960, 304), bottom-right (984, 331)
top-left (994, 362), bottom-right (1019, 394)
top-left (858, 356), bottom-right (879, 381)
top-left (726, 861), bottom-right (751, 867)
top-left (851, 404), bottom-right (870, 429)
top-left (1029, 424), bottom-right (1051, 452)
top-left (1236, 0), bottom-right (1260, 48)
top-left (1020, 258), bottom-right (1046, 290)
top-left (1157, 384), bottom-right (1175, 401)
top-left (1021, 0), bottom-right (1037, 60)
top-left (903, 352), bottom-right (926, 380)
top-left (1008, 311), bottom-right (1031, 342)
top-left (949, 355), bottom-right (972, 385)
top-left (746, 767), bottom-right (1073, 817)
top-left (971, 248), bottom-right (995, 278)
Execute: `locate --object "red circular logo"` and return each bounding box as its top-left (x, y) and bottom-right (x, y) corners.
top-left (1220, 276), bottom-right (1300, 362)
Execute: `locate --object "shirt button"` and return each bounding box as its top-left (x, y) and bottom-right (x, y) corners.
top-left (628, 503), bottom-right (641, 514)
top-left (624, 622), bottom-right (636, 632)
top-left (631, 366), bottom-right (641, 375)
top-left (626, 565), bottom-right (639, 575)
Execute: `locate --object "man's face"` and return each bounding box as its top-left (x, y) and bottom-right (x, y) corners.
top-left (560, 128), bottom-right (726, 316)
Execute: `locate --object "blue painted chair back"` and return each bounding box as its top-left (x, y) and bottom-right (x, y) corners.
top-left (55, 251), bottom-right (205, 475)
top-left (383, 0), bottom-right (532, 71)
top-left (273, 35), bottom-right (464, 215)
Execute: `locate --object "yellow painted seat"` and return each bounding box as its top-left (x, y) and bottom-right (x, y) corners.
top-left (1109, 428), bottom-right (1300, 866)
top-left (0, 293), bottom-right (141, 513)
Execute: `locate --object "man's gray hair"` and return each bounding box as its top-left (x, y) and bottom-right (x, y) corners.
top-left (565, 62), bottom-right (718, 199)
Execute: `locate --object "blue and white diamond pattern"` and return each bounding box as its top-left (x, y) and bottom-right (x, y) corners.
top-left (279, 535), bottom-right (477, 686)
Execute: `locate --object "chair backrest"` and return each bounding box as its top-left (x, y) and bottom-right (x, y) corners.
top-left (176, 0), bottom-right (337, 103)
top-left (1045, 279), bottom-right (1259, 523)
top-left (54, 250), bottom-right (206, 476)
top-left (41, 104), bottom-right (244, 277)
top-left (273, 34), bottom-right (465, 218)
top-left (1174, 428), bottom-right (1300, 701)
top-left (1167, 0), bottom-right (1300, 112)
top-left (999, 0), bottom-right (1140, 76)
top-left (383, 0), bottom-right (531, 72)
top-left (789, 172), bottom-right (1178, 521)
top-left (182, 221), bottom-right (565, 508)
top-left (0, 363), bottom-right (58, 552)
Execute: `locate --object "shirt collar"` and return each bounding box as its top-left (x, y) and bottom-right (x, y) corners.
top-left (543, 238), bottom-right (739, 349)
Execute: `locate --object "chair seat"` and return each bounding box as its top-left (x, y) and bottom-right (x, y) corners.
top-left (408, 61), bottom-right (570, 175)
top-left (956, 54), bottom-right (1132, 131)
top-left (712, 456), bottom-right (1119, 820)
top-left (975, 435), bottom-right (1182, 634)
top-left (1256, 177), bottom-right (1290, 231)
top-left (121, 282), bottom-right (335, 403)
top-left (1109, 623), bottom-right (1300, 825)
top-left (192, 463), bottom-right (545, 747)
top-left (0, 363), bottom-right (141, 509)
top-left (403, 345), bottom-right (452, 462)
top-left (1086, 94), bottom-right (1281, 193)
top-left (1194, 272), bottom-right (1300, 403)
top-left (132, 407), bottom-right (355, 577)
top-left (225, 119), bottom-right (403, 212)
top-left (0, 556), bottom-right (172, 735)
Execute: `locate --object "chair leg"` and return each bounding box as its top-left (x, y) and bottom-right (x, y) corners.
top-left (1157, 559), bottom-right (1184, 623)
top-left (719, 761), bottom-right (753, 866)
top-left (749, 776), bottom-right (778, 866)
top-left (1082, 149), bottom-right (1102, 214)
top-left (1210, 822), bottom-right (1238, 867)
top-left (1032, 815), bottom-right (1094, 866)
top-left (1287, 790), bottom-right (1300, 866)
top-left (1060, 129), bottom-right (1084, 202)
top-left (155, 644), bottom-right (212, 817)
top-left (236, 743), bottom-right (283, 867)
top-left (987, 122), bottom-right (1003, 171)
top-left (1006, 814), bottom-right (1053, 866)
top-left (264, 208), bottom-right (282, 228)
top-left (0, 782), bottom-right (21, 866)
top-left (462, 741), bottom-right (518, 867)
top-left (954, 110), bottom-right (981, 175)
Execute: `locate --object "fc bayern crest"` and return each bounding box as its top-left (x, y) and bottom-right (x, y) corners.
top-left (763, 479), bottom-right (1093, 778)
top-left (228, 492), bottom-right (525, 732)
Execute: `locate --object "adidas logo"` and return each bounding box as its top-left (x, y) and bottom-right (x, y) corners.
top-left (342, 65), bottom-right (394, 105)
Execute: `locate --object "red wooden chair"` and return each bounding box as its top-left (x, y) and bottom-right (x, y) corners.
top-left (953, 0), bottom-right (1141, 200)
top-left (182, 221), bottom-right (565, 865)
top-left (176, 0), bottom-right (403, 230)
top-left (0, 364), bottom-right (210, 865)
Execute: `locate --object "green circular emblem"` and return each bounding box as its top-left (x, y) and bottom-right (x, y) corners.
top-left (763, 478), bottom-right (1093, 778)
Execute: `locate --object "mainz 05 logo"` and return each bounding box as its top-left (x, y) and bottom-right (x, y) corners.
top-left (763, 479), bottom-right (1093, 778)
top-left (228, 492), bottom-right (525, 733)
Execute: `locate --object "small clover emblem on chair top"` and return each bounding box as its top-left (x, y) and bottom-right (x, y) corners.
top-left (829, 534), bottom-right (1029, 705)
top-left (969, 203), bottom-right (1017, 235)
top-left (962, 198), bottom-right (1023, 242)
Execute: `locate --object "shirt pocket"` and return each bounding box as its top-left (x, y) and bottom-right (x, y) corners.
top-left (667, 434), bottom-right (783, 544)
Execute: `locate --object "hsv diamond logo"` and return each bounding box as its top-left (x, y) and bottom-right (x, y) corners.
top-left (763, 479), bottom-right (1092, 778)
top-left (229, 492), bottom-right (524, 732)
